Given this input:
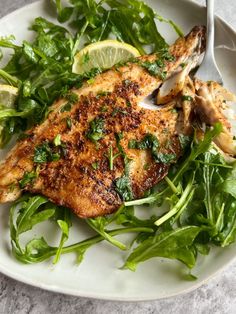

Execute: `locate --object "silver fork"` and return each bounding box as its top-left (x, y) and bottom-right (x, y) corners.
top-left (195, 0), bottom-right (223, 85)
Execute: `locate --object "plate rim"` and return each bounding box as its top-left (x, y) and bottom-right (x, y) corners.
top-left (0, 0), bottom-right (236, 302)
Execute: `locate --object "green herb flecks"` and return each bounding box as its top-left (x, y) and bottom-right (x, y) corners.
top-left (140, 50), bottom-right (175, 79)
top-left (115, 133), bottom-right (133, 201)
top-left (115, 175), bottom-right (133, 201)
top-left (128, 133), bottom-right (176, 164)
top-left (92, 161), bottom-right (99, 170)
top-left (34, 138), bottom-right (66, 163)
top-left (66, 117), bottom-right (72, 129)
top-left (179, 134), bottom-right (192, 150)
top-left (19, 171), bottom-right (37, 188)
top-left (128, 133), bottom-right (159, 151)
top-left (60, 92), bottom-right (79, 113)
top-left (111, 107), bottom-right (128, 117)
top-left (86, 117), bottom-right (105, 143)
top-left (53, 134), bottom-right (61, 146)
top-left (182, 95), bottom-right (193, 101)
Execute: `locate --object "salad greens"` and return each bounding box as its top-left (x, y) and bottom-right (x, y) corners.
top-left (9, 124), bottom-right (236, 274)
top-left (0, 0), bottom-right (236, 278)
top-left (0, 0), bottom-right (181, 148)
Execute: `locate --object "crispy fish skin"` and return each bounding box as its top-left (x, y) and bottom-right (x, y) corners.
top-left (0, 26), bottom-right (206, 217)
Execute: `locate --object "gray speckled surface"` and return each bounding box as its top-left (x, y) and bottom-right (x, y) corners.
top-left (0, 0), bottom-right (236, 313)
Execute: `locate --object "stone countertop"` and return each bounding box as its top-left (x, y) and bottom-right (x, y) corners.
top-left (0, 0), bottom-right (236, 313)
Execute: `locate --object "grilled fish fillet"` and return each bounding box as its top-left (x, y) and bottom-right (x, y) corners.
top-left (0, 26), bottom-right (206, 218)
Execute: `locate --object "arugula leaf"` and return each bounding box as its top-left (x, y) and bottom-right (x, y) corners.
top-left (10, 193), bottom-right (153, 264)
top-left (124, 226), bottom-right (201, 271)
top-left (10, 195), bottom-right (52, 253)
top-left (12, 237), bottom-right (54, 264)
top-left (86, 217), bottom-right (126, 250)
top-left (54, 208), bottom-right (71, 263)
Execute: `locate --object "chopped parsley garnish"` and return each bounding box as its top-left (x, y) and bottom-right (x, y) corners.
top-left (97, 91), bottom-right (110, 98)
top-left (85, 67), bottom-right (102, 80)
top-left (126, 100), bottom-right (131, 107)
top-left (19, 171), bottom-right (37, 188)
top-left (34, 142), bottom-right (60, 163)
top-left (141, 60), bottom-right (167, 79)
top-left (92, 161), bottom-right (99, 170)
top-left (128, 133), bottom-right (159, 152)
top-left (115, 175), bottom-right (133, 201)
top-left (179, 134), bottom-right (191, 150)
top-left (140, 50), bottom-right (174, 79)
top-left (128, 133), bottom-right (176, 164)
top-left (123, 79), bottom-right (132, 86)
top-left (86, 117), bottom-right (105, 142)
top-left (60, 92), bottom-right (78, 112)
top-left (154, 152), bottom-right (176, 164)
top-left (100, 105), bottom-right (108, 113)
top-left (182, 95), bottom-right (193, 101)
top-left (111, 107), bottom-right (128, 117)
top-left (65, 92), bottom-right (78, 104)
top-left (66, 117), bottom-right (72, 129)
top-left (53, 134), bottom-right (61, 146)
top-left (60, 103), bottom-right (72, 113)
top-left (114, 132), bottom-right (133, 201)
top-left (34, 139), bottom-right (66, 163)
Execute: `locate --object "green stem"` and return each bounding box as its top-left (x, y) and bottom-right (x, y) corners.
top-left (72, 21), bottom-right (89, 57)
top-left (62, 227), bottom-right (153, 254)
top-left (215, 203), bottom-right (225, 232)
top-left (155, 174), bottom-right (195, 226)
top-left (124, 194), bottom-right (157, 207)
top-left (86, 219), bottom-right (127, 250)
top-left (164, 176), bottom-right (180, 194)
top-left (0, 69), bottom-right (19, 86)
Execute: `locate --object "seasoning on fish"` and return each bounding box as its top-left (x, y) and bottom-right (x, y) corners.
top-left (0, 26), bottom-right (206, 217)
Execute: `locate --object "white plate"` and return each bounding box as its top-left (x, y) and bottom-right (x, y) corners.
top-left (0, 0), bottom-right (236, 301)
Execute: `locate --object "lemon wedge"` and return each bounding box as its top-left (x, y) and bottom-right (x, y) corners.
top-left (72, 40), bottom-right (140, 74)
top-left (0, 84), bottom-right (18, 108)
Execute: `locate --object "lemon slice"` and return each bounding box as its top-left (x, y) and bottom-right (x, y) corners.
top-left (0, 84), bottom-right (18, 108)
top-left (72, 40), bottom-right (140, 74)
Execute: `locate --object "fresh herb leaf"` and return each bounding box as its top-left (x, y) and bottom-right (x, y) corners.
top-left (154, 152), bottom-right (176, 164)
top-left (34, 140), bottom-right (65, 163)
top-left (53, 134), bottom-right (61, 146)
top-left (66, 117), bottom-right (72, 129)
top-left (115, 175), bottom-right (133, 201)
top-left (92, 161), bottom-right (99, 170)
top-left (124, 226), bottom-right (201, 271)
top-left (128, 133), bottom-right (159, 155)
top-left (19, 171), bottom-right (37, 188)
top-left (86, 117), bottom-right (105, 142)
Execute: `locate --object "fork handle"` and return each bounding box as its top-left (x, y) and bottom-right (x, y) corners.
top-left (206, 0), bottom-right (215, 59)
